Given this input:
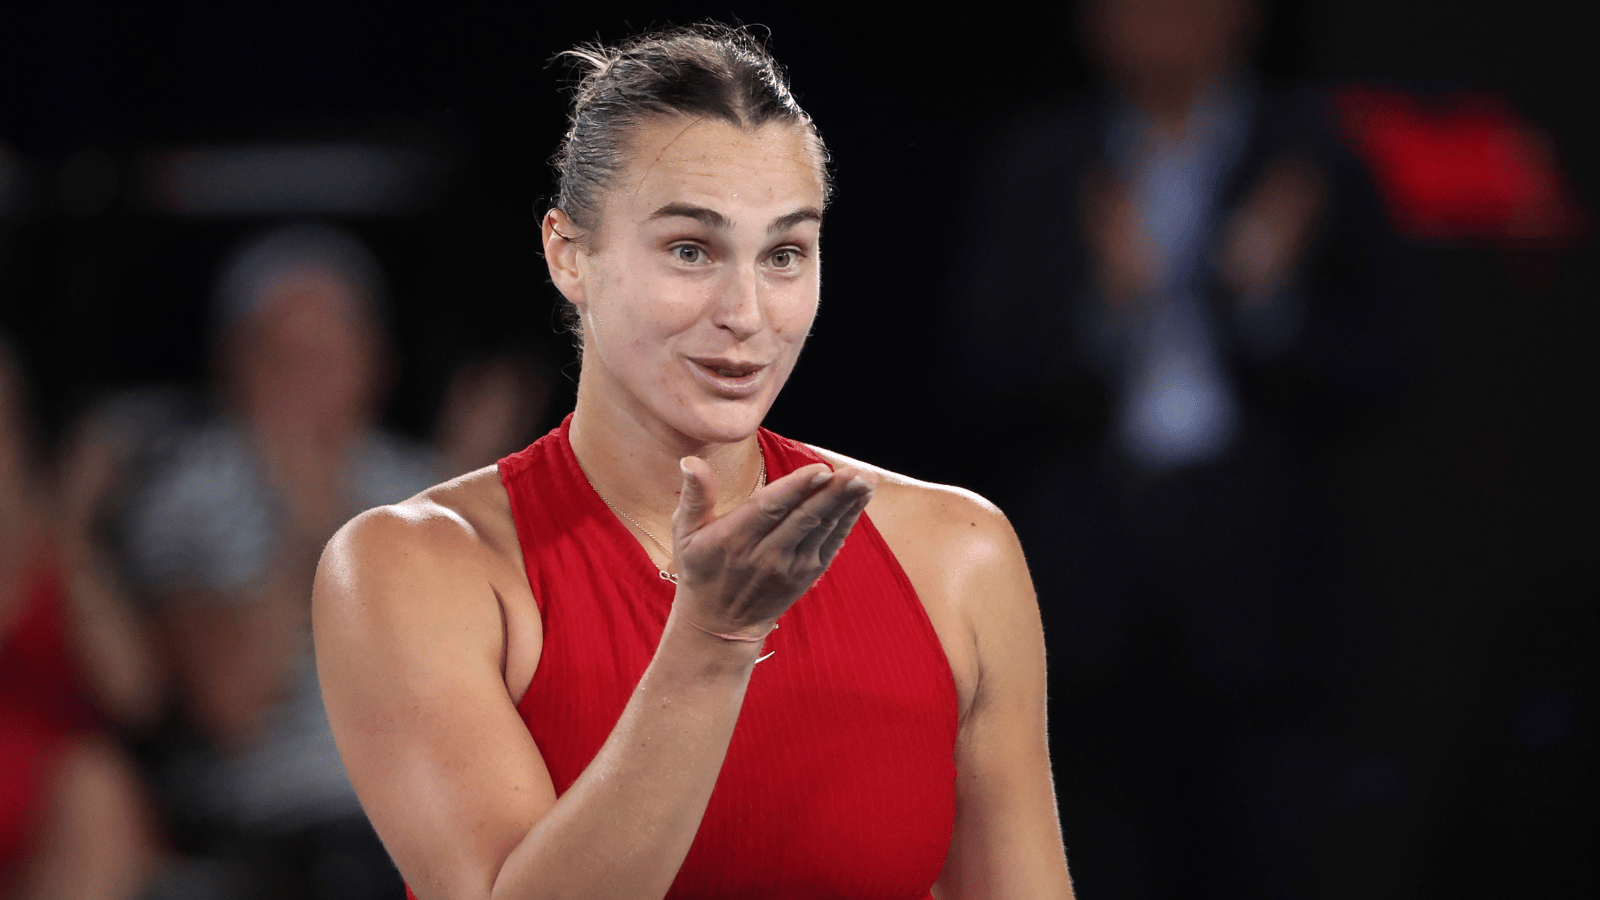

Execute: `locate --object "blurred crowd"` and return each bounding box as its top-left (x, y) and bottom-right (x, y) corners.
top-left (0, 1), bottom-right (1590, 899)
top-left (1, 222), bottom-right (553, 900)
top-left (953, 0), bottom-right (1400, 894)
top-left (947, 1), bottom-right (1586, 897)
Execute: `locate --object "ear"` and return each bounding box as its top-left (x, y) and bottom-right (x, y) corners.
top-left (542, 209), bottom-right (588, 309)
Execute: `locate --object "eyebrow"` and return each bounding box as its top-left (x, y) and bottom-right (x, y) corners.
top-left (647, 202), bottom-right (823, 234)
top-left (770, 208), bottom-right (824, 233)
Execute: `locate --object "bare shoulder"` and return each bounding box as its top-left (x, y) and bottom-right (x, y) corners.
top-left (809, 446), bottom-right (1035, 718)
top-left (314, 464), bottom-right (539, 699)
top-left (312, 467), bottom-right (554, 899)
top-left (319, 466), bottom-right (518, 605)
top-left (808, 445), bottom-right (1024, 587)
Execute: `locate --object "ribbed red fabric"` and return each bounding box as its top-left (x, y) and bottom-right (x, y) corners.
top-left (493, 416), bottom-right (958, 899)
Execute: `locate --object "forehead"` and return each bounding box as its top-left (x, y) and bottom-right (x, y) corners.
top-left (608, 116), bottom-right (826, 224)
top-left (244, 267), bottom-right (375, 340)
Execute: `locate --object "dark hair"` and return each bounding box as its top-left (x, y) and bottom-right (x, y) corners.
top-left (550, 23), bottom-right (831, 237)
top-left (210, 222), bottom-right (390, 340)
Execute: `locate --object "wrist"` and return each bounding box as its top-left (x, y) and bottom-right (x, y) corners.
top-left (651, 615), bottom-right (771, 682)
top-left (663, 605), bottom-right (778, 661)
top-left (679, 613), bottom-right (778, 643)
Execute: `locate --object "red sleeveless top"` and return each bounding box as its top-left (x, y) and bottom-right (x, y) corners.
top-left (496, 417), bottom-right (958, 899)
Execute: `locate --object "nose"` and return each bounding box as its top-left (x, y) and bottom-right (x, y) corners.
top-left (711, 263), bottom-right (764, 340)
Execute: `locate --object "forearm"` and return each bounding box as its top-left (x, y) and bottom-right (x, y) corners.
top-left (488, 611), bottom-right (763, 900)
top-left (58, 536), bottom-right (165, 729)
top-left (340, 459), bottom-right (868, 900)
top-left (163, 588), bottom-right (303, 749)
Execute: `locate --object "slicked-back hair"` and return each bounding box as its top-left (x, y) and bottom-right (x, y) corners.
top-left (550, 23), bottom-right (831, 239)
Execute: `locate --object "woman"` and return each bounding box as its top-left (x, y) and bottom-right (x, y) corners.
top-left (313, 25), bottom-right (1074, 900)
top-left (0, 334), bottom-right (159, 900)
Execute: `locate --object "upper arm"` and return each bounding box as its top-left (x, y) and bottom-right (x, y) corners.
top-left (312, 505), bottom-right (554, 900)
top-left (894, 492), bottom-right (1073, 900)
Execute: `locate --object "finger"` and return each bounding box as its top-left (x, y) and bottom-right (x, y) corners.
top-left (764, 468), bottom-right (876, 559)
top-left (710, 462), bottom-right (834, 541)
top-left (755, 462), bottom-right (835, 500)
top-left (676, 462), bottom-right (835, 567)
top-left (813, 485), bottom-right (873, 567)
top-left (673, 456), bottom-right (721, 539)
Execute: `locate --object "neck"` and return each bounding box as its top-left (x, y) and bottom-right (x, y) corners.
top-left (567, 383), bottom-right (765, 539)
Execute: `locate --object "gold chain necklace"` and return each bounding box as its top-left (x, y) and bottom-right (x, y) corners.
top-left (597, 455), bottom-right (767, 584)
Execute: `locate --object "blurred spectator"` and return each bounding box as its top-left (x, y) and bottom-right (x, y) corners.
top-left (954, 0), bottom-right (1398, 896)
top-left (0, 331), bottom-right (160, 900)
top-left (119, 223), bottom-right (430, 900)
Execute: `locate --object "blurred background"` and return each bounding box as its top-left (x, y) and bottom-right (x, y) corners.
top-left (0, 1), bottom-right (1593, 898)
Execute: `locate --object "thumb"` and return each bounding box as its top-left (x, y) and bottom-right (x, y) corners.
top-left (673, 456), bottom-right (720, 537)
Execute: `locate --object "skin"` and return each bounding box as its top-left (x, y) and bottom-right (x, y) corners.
top-left (1083, 0), bottom-right (1259, 137)
top-left (313, 115), bottom-right (1074, 900)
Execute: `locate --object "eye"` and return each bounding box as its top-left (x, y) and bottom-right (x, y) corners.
top-left (769, 247), bottom-right (801, 269)
top-left (673, 244), bottom-right (706, 264)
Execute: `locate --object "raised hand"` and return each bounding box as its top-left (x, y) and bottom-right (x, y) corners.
top-left (1220, 156), bottom-right (1326, 308)
top-left (1080, 167), bottom-right (1157, 311)
top-left (670, 457), bottom-right (876, 640)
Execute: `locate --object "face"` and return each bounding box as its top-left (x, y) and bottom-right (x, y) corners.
top-left (236, 268), bottom-right (382, 441)
top-left (546, 116), bottom-right (827, 446)
top-left (1089, 0), bottom-right (1254, 84)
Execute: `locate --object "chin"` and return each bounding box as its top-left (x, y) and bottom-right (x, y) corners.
top-left (670, 400), bottom-right (771, 446)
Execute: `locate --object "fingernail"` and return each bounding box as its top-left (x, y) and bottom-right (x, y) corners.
top-left (809, 470), bottom-right (831, 487)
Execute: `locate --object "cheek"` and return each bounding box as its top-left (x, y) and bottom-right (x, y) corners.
top-left (588, 268), bottom-right (703, 364)
top-left (771, 284), bottom-right (820, 340)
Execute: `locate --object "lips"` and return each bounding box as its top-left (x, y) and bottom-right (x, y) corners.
top-left (686, 356), bottom-right (769, 397)
top-left (704, 361), bottom-right (759, 377)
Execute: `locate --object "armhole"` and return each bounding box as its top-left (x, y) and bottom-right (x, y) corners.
top-left (496, 457), bottom-right (544, 617)
top-left (766, 430), bottom-right (961, 738)
top-left (853, 510), bottom-right (962, 742)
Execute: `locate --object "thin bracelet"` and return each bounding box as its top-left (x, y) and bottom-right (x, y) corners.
top-left (680, 616), bottom-right (779, 643)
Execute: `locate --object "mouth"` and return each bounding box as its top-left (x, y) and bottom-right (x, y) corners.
top-left (686, 356), bottom-right (769, 396)
top-left (699, 360), bottom-right (761, 378)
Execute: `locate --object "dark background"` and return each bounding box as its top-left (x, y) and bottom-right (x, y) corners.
top-left (2, 1), bottom-right (1594, 896)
